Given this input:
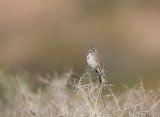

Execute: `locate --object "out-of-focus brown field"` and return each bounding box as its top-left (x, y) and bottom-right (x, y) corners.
top-left (0, 0), bottom-right (160, 116)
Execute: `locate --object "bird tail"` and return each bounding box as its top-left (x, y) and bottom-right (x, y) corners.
top-left (96, 69), bottom-right (102, 84)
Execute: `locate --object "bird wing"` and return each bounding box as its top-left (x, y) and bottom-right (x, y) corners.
top-left (94, 55), bottom-right (101, 69)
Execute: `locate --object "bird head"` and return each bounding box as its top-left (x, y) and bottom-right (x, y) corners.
top-left (88, 46), bottom-right (97, 55)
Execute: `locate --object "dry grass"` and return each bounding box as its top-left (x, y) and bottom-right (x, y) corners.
top-left (1, 70), bottom-right (160, 117)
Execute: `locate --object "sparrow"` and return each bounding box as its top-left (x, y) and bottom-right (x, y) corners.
top-left (87, 47), bottom-right (102, 83)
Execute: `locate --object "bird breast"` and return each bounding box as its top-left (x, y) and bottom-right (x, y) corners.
top-left (87, 53), bottom-right (97, 69)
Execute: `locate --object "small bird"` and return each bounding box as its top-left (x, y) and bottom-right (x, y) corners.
top-left (87, 47), bottom-right (102, 83)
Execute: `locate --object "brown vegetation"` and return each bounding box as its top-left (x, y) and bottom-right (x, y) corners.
top-left (1, 70), bottom-right (159, 117)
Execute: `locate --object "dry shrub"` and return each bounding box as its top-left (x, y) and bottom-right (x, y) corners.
top-left (10, 70), bottom-right (160, 117)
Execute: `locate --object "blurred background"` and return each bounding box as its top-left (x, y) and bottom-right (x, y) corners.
top-left (0, 0), bottom-right (160, 90)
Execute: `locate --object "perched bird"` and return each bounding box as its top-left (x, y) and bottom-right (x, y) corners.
top-left (87, 47), bottom-right (102, 83)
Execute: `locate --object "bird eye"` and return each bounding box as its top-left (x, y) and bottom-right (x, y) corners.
top-left (92, 48), bottom-right (96, 51)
